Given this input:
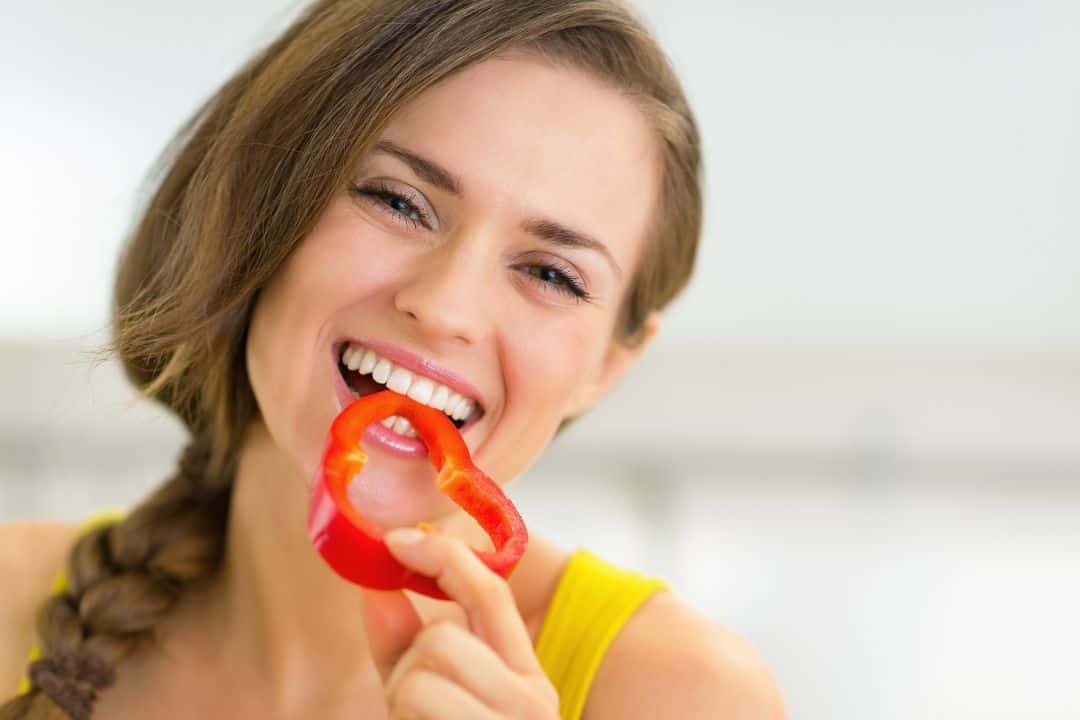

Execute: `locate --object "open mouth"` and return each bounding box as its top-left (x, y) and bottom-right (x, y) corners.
top-left (335, 342), bottom-right (485, 437)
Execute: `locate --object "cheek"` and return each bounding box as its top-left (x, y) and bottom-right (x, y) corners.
top-left (480, 321), bottom-right (601, 484)
top-left (504, 318), bottom-right (601, 414)
top-left (245, 201), bottom-right (419, 473)
top-left (313, 198), bottom-right (418, 295)
top-left (246, 271), bottom-right (323, 472)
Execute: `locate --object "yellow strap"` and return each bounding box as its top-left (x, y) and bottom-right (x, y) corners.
top-left (17, 509), bottom-right (127, 695)
top-left (534, 549), bottom-right (668, 720)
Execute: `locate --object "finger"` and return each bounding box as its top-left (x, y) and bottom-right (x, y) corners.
top-left (386, 620), bottom-right (523, 711)
top-left (360, 587), bottom-right (424, 685)
top-left (385, 528), bottom-right (541, 676)
top-left (389, 669), bottom-right (499, 720)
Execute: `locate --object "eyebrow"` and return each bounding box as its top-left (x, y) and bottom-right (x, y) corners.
top-left (372, 140), bottom-right (622, 279)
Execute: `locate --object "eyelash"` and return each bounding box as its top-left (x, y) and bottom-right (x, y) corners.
top-left (352, 181), bottom-right (430, 230)
top-left (349, 181), bottom-right (594, 303)
top-left (518, 259), bottom-right (593, 303)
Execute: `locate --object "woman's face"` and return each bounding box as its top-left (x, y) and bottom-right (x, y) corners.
top-left (246, 52), bottom-right (661, 528)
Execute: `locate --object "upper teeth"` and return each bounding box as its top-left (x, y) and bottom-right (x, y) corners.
top-left (341, 342), bottom-right (478, 425)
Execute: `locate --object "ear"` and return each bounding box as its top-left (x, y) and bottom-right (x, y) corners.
top-left (565, 311), bottom-right (662, 420)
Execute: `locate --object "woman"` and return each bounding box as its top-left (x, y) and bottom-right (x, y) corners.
top-left (0, 1), bottom-right (785, 718)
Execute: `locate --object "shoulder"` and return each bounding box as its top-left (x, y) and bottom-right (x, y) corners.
top-left (0, 520), bottom-right (83, 599)
top-left (0, 520), bottom-right (82, 695)
top-left (583, 590), bottom-right (787, 720)
top-left (0, 519), bottom-right (83, 582)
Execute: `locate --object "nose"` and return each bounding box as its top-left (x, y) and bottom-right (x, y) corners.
top-left (393, 238), bottom-right (490, 346)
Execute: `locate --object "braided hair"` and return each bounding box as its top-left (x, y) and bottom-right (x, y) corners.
top-left (0, 439), bottom-right (231, 719)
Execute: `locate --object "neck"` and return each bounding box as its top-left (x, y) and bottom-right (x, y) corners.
top-left (151, 419), bottom-right (378, 711)
top-left (150, 418), bottom-right (539, 714)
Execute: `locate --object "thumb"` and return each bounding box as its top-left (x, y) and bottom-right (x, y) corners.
top-left (360, 587), bottom-right (423, 685)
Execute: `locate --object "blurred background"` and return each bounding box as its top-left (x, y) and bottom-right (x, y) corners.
top-left (2, 1), bottom-right (1078, 717)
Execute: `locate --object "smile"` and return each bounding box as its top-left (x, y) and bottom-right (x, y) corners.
top-left (337, 341), bottom-right (484, 438)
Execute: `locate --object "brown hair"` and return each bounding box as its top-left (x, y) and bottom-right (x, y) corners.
top-left (1, 1), bottom-right (701, 717)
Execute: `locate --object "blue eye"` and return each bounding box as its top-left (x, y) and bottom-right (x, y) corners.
top-left (519, 262), bottom-right (592, 303)
top-left (350, 182), bottom-right (429, 229)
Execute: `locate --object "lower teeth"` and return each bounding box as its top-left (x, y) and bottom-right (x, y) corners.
top-left (381, 415), bottom-right (417, 438)
top-left (347, 382), bottom-right (467, 434)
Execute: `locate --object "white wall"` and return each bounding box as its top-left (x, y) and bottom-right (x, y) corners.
top-left (2, 0), bottom-right (1077, 344)
top-left (647, 0), bottom-right (1080, 345)
top-left (3, 2), bottom-right (1079, 719)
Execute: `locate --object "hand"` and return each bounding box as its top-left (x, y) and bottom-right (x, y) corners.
top-left (361, 527), bottom-right (560, 720)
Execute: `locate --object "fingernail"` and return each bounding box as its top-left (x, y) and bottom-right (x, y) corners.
top-left (385, 527), bottom-right (426, 546)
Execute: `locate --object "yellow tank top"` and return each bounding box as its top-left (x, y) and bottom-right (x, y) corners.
top-left (534, 548), bottom-right (669, 720)
top-left (20, 512), bottom-right (668, 720)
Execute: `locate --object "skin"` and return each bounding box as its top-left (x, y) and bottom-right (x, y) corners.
top-left (37, 52), bottom-right (786, 718)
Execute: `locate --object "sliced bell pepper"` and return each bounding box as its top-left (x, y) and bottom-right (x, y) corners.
top-left (308, 389), bottom-right (528, 600)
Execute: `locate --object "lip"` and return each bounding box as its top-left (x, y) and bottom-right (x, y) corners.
top-left (330, 352), bottom-right (429, 458)
top-left (329, 342), bottom-right (487, 460)
top-left (362, 420), bottom-right (430, 459)
top-left (334, 337), bottom-right (486, 411)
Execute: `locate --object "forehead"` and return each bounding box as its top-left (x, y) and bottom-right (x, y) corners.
top-left (374, 53), bottom-right (662, 282)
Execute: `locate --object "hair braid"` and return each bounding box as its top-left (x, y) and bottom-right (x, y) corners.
top-left (0, 436), bottom-right (233, 720)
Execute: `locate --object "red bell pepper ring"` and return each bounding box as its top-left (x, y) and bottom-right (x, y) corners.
top-left (308, 389), bottom-right (528, 600)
